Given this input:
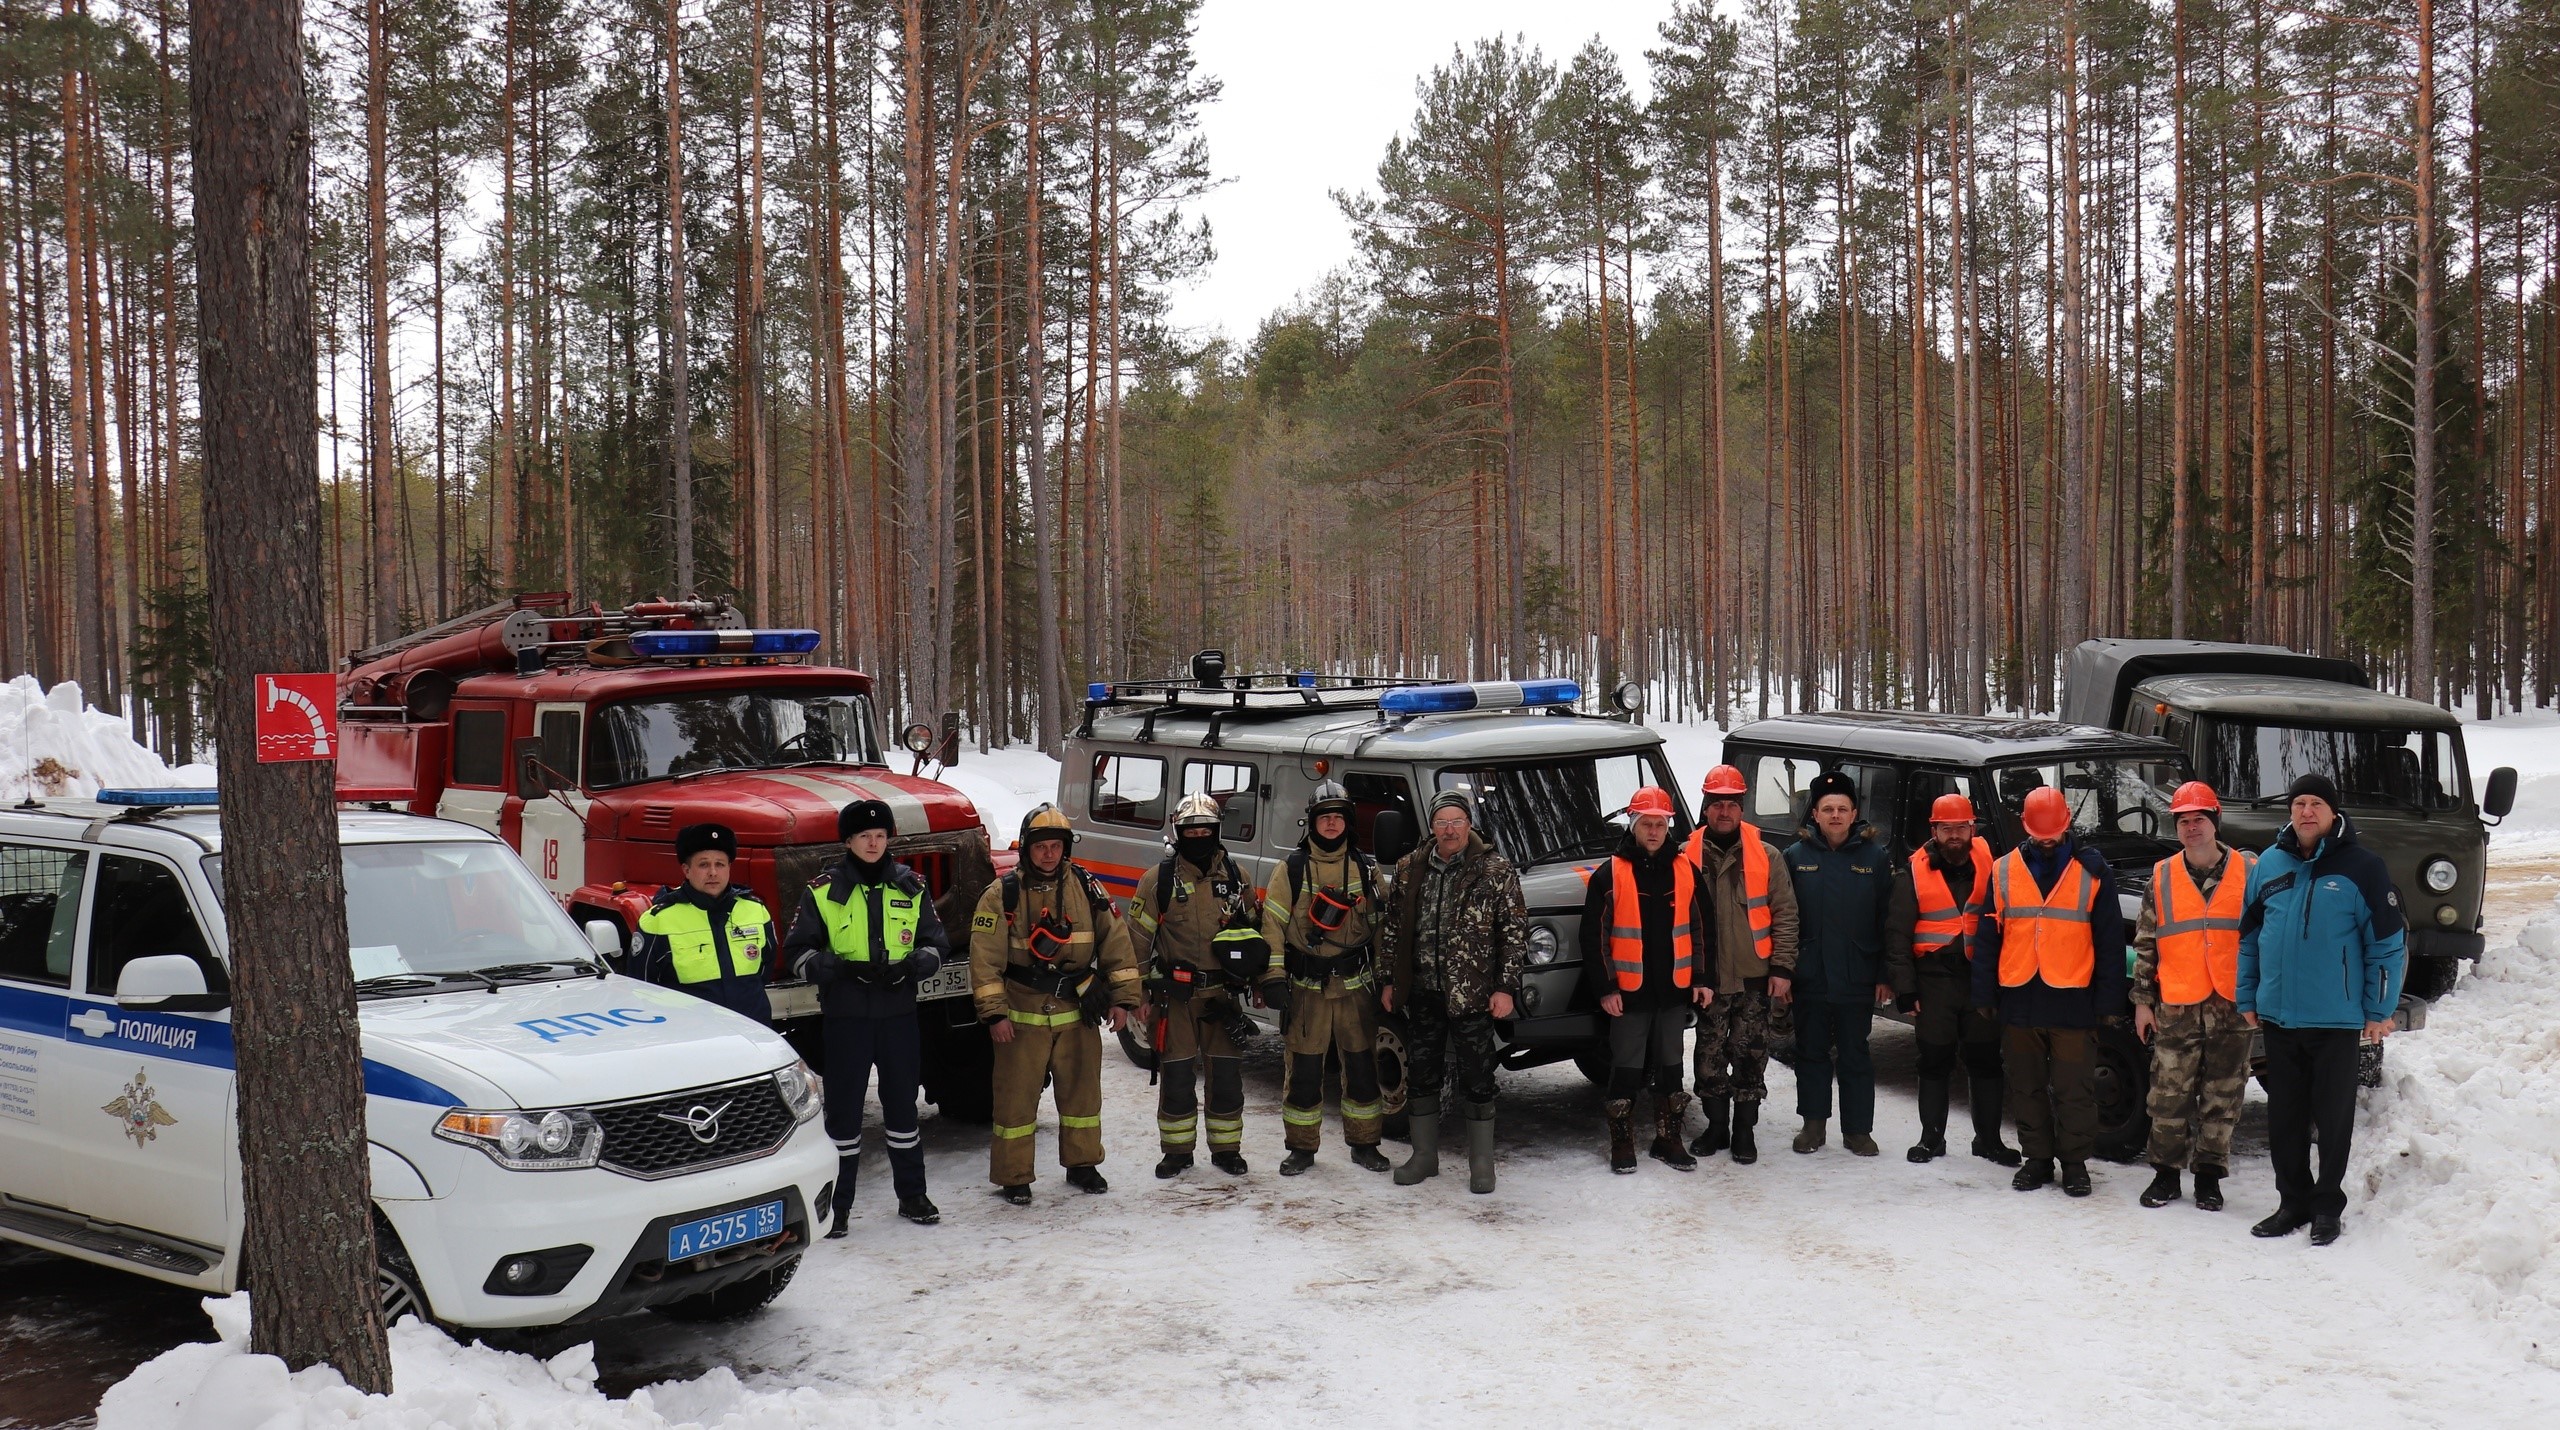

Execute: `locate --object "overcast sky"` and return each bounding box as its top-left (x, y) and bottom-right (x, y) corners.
top-left (1171, 1), bottom-right (1677, 343)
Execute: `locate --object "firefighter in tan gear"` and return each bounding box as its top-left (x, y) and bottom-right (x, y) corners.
top-left (1259, 781), bottom-right (1393, 1176)
top-left (970, 805), bottom-right (1143, 1205)
top-left (1131, 792), bottom-right (1267, 1179)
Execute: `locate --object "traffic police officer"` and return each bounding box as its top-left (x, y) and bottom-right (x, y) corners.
top-left (785, 798), bottom-right (950, 1234)
top-left (970, 805), bottom-right (1143, 1204)
top-left (1260, 781), bottom-right (1392, 1176)
top-left (1130, 792), bottom-right (1266, 1179)
top-left (630, 822), bottom-right (775, 1026)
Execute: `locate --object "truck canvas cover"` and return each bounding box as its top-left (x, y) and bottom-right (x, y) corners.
top-left (2060, 638), bottom-right (2371, 730)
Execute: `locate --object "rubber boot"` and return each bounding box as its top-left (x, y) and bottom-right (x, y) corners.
top-left (2192, 1164), bottom-right (2225, 1212)
top-left (1606, 1099), bottom-right (1639, 1174)
top-left (2061, 1162), bottom-right (2093, 1198)
top-left (1393, 1095), bottom-right (1441, 1185)
top-left (1908, 1076), bottom-right (1950, 1163)
top-left (1729, 1102), bottom-right (1759, 1164)
top-left (1689, 1095), bottom-right (1730, 1159)
top-left (825, 1156), bottom-right (857, 1239)
top-left (1969, 1072), bottom-right (2021, 1167)
top-left (2140, 1164), bottom-right (2182, 1208)
top-left (1650, 1093), bottom-right (1697, 1170)
top-left (1279, 1149), bottom-right (1317, 1177)
top-left (1463, 1100), bottom-right (1497, 1194)
top-left (2013, 1158), bottom-right (2056, 1191)
top-left (1792, 1117), bottom-right (1827, 1154)
top-left (1349, 1144), bottom-right (1392, 1173)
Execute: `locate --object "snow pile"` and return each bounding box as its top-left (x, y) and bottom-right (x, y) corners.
top-left (935, 744), bottom-right (1063, 842)
top-left (2462, 708), bottom-right (2560, 853)
top-left (2361, 895), bottom-right (2560, 1364)
top-left (97, 1294), bottom-right (876, 1430)
top-left (0, 675), bottom-right (214, 804)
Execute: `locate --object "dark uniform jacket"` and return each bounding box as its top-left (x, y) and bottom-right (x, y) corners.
top-left (1577, 834), bottom-right (1716, 1011)
top-left (1783, 824), bottom-right (1896, 1004)
top-left (1969, 837), bottom-right (2128, 1029)
top-left (629, 883), bottom-right (774, 1026)
top-left (783, 854), bottom-right (950, 1019)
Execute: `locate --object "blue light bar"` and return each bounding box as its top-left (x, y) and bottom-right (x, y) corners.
top-left (1377, 680), bottom-right (1583, 716)
top-left (1088, 682), bottom-right (1112, 702)
top-left (97, 788), bottom-right (220, 807)
top-left (629, 628), bottom-right (822, 658)
top-left (1296, 671), bottom-right (1318, 689)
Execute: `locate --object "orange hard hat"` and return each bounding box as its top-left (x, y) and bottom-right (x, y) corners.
top-left (1629, 786), bottom-right (1676, 818)
top-left (2168, 780), bottom-right (2222, 817)
top-left (2020, 786), bottom-right (2072, 840)
top-left (1928, 793), bottom-right (1976, 825)
top-left (1701, 764), bottom-right (1748, 797)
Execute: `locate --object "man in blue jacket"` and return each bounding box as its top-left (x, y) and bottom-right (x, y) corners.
top-left (2238, 773), bottom-right (2406, 1246)
top-left (1775, 772), bottom-right (1899, 1157)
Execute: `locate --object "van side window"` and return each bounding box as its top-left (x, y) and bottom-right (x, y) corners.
top-left (0, 844), bottom-right (87, 987)
top-left (452, 708), bottom-right (506, 787)
top-left (85, 856), bottom-right (227, 1000)
top-left (1343, 772), bottom-right (1415, 856)
top-left (1745, 755), bottom-right (1821, 835)
top-left (1183, 760), bottom-right (1258, 841)
top-left (1090, 753), bottom-right (1167, 828)
top-left (1839, 762), bottom-right (1898, 851)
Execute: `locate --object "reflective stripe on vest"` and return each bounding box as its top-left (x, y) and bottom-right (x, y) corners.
top-left (812, 879), bottom-right (921, 964)
top-left (637, 898), bottom-right (772, 984)
top-left (1686, 824), bottom-right (1775, 961)
top-left (1908, 837), bottom-right (1993, 956)
top-left (1606, 853), bottom-right (1696, 992)
top-left (2151, 849), bottom-right (2252, 1004)
top-left (1992, 849), bottom-right (2097, 990)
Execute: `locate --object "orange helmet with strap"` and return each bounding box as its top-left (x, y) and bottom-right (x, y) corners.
top-left (1701, 765), bottom-right (1747, 798)
top-left (2168, 781), bottom-right (2222, 817)
top-left (1928, 793), bottom-right (1976, 825)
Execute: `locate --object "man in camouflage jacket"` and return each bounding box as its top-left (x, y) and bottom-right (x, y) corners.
top-left (1380, 790), bottom-right (1527, 1194)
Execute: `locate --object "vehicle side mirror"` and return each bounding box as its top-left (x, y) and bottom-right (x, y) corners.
top-left (1372, 809), bottom-right (1415, 866)
top-left (2484, 766), bottom-right (2517, 821)
top-left (583, 919), bottom-right (625, 963)
top-left (116, 954), bottom-right (224, 1012)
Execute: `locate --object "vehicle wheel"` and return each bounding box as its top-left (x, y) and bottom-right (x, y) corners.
top-left (1572, 1048), bottom-right (1614, 1087)
top-left (2091, 1021), bottom-right (2152, 1165)
top-left (1373, 1013), bottom-right (1411, 1141)
top-left (2403, 954), bottom-right (2461, 1001)
top-left (1116, 1011), bottom-right (1161, 1073)
top-left (651, 1258), bottom-right (799, 1324)
top-left (922, 1017), bottom-right (994, 1124)
top-left (374, 1218), bottom-right (439, 1331)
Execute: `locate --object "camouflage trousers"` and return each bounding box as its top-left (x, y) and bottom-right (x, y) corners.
top-left (1692, 986), bottom-right (1772, 1107)
top-left (1402, 990), bottom-right (1500, 1107)
top-left (2143, 996), bottom-right (2253, 1171)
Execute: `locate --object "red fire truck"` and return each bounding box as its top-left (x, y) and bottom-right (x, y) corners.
top-left (332, 593), bottom-right (1002, 1118)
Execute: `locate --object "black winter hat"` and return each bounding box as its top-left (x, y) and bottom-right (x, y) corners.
top-left (1807, 771), bottom-right (1860, 809)
top-left (675, 823), bottom-right (737, 863)
top-left (838, 799), bottom-right (896, 840)
top-left (2286, 772), bottom-right (2343, 812)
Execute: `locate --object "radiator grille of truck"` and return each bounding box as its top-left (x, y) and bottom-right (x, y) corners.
top-left (594, 1076), bottom-right (797, 1179)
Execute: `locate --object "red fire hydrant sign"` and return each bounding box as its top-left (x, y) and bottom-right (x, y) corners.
top-left (254, 674), bottom-right (339, 763)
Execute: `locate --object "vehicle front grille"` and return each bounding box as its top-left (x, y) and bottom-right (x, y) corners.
top-left (770, 831), bottom-right (993, 936)
top-left (594, 1076), bottom-right (796, 1180)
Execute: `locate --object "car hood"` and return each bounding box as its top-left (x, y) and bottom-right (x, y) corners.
top-left (1518, 858), bottom-right (1608, 916)
top-left (358, 975), bottom-right (790, 1110)
top-left (598, 766), bottom-right (978, 845)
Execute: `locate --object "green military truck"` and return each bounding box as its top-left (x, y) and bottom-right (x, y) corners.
top-left (2062, 639), bottom-right (2517, 1006)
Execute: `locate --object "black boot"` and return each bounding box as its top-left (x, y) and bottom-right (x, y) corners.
top-left (998, 1184), bottom-right (1033, 1205)
top-left (2061, 1162), bottom-right (2092, 1198)
top-left (1969, 1072), bottom-right (2020, 1166)
top-left (899, 1194), bottom-right (940, 1224)
top-left (1909, 1076), bottom-right (1951, 1163)
top-left (1606, 1099), bottom-right (1638, 1174)
top-left (2309, 1214), bottom-right (2343, 1246)
top-left (1211, 1149), bottom-right (1249, 1176)
top-left (2252, 1207), bottom-right (2311, 1238)
top-left (1689, 1095), bottom-right (1731, 1158)
top-left (825, 1156), bottom-right (858, 1239)
top-left (1729, 1102), bottom-right (1760, 1164)
top-left (2192, 1164), bottom-right (2225, 1212)
top-left (1066, 1164), bottom-right (1109, 1194)
top-left (1155, 1152), bottom-right (1193, 1179)
top-left (1349, 1144), bottom-right (1392, 1173)
top-left (2012, 1158), bottom-right (2056, 1192)
top-left (2140, 1164), bottom-right (2182, 1208)
top-left (1650, 1092), bottom-right (1697, 1170)
top-left (1279, 1149), bottom-right (1317, 1177)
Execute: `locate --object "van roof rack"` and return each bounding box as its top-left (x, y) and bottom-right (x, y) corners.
top-left (1078, 673), bottom-right (1401, 743)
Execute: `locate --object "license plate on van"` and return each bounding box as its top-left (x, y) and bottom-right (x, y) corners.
top-left (666, 1199), bottom-right (785, 1261)
top-left (913, 961), bottom-right (971, 1002)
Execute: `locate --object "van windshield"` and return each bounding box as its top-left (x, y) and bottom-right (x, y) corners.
top-left (204, 842), bottom-right (597, 991)
top-left (1983, 756), bottom-right (2184, 867)
top-left (2204, 721), bottom-right (2464, 811)
top-left (585, 687), bottom-right (884, 788)
top-left (1433, 752), bottom-right (1682, 866)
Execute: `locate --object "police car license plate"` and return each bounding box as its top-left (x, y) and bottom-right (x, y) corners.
top-left (913, 961), bottom-right (971, 1002)
top-left (666, 1199), bottom-right (785, 1262)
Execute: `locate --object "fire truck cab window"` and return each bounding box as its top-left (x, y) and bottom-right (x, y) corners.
top-left (451, 709), bottom-right (507, 788)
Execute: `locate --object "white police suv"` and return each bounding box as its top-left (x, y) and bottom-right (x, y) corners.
top-left (0, 790), bottom-right (836, 1330)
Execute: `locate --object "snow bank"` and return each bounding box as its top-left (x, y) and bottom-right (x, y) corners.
top-left (0, 675), bottom-right (214, 803)
top-left (935, 744), bottom-right (1062, 843)
top-left (97, 1294), bottom-right (876, 1430)
top-left (2462, 708), bottom-right (2560, 854)
top-left (2361, 894), bottom-right (2560, 1364)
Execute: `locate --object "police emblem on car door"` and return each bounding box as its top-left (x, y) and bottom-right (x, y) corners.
top-left (101, 1067), bottom-right (177, 1146)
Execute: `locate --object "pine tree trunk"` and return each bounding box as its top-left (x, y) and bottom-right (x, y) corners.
top-left (2410, 0), bottom-right (2439, 700)
top-left (1025, 15), bottom-right (1061, 752)
top-left (666, 0), bottom-right (694, 594)
top-left (365, 0), bottom-right (396, 640)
